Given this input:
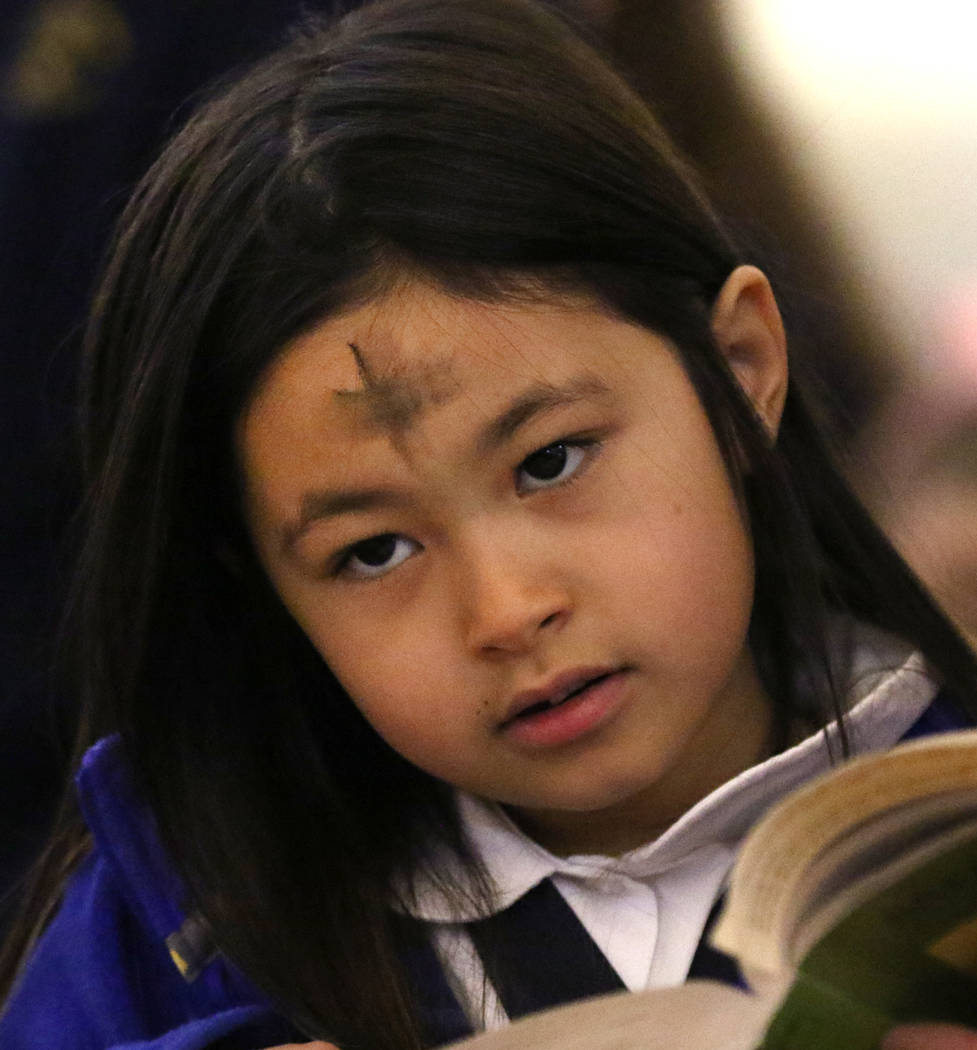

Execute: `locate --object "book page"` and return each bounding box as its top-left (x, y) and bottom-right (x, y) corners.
top-left (713, 730), bottom-right (977, 974)
top-left (444, 980), bottom-right (781, 1050)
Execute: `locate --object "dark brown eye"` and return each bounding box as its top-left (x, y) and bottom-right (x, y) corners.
top-left (522, 443), bottom-right (569, 481)
top-left (517, 441), bottom-right (588, 492)
top-left (352, 534), bottom-right (398, 566)
top-left (339, 533), bottom-right (419, 579)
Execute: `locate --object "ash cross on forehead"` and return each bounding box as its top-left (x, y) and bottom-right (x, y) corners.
top-left (334, 342), bottom-right (457, 433)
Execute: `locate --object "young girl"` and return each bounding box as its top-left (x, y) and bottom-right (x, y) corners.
top-left (2, 1), bottom-right (976, 1048)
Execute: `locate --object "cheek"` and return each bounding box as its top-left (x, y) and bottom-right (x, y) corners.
top-left (302, 614), bottom-right (466, 758)
top-left (333, 670), bottom-right (480, 788)
top-left (615, 470), bottom-right (753, 594)
top-left (262, 581), bottom-right (404, 726)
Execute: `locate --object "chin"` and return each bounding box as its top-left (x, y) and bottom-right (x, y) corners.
top-left (523, 776), bottom-right (658, 815)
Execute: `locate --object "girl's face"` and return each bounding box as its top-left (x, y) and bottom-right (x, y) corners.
top-left (240, 275), bottom-right (787, 854)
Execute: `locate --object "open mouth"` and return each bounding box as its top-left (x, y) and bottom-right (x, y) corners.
top-left (511, 672), bottom-right (615, 721)
top-left (500, 668), bottom-right (630, 748)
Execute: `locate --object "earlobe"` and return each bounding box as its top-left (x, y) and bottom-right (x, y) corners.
top-left (711, 265), bottom-right (789, 437)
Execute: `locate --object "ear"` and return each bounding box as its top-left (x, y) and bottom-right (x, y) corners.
top-left (710, 265), bottom-right (789, 438)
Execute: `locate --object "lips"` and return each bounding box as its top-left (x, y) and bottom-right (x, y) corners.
top-left (500, 667), bottom-right (631, 749)
top-left (502, 667), bottom-right (620, 726)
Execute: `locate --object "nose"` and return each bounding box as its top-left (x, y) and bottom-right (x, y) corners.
top-left (459, 532), bottom-right (572, 654)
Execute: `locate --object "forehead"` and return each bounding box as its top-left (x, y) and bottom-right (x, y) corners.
top-left (336, 335), bottom-right (459, 433)
top-left (238, 285), bottom-right (698, 550)
top-left (247, 285), bottom-right (627, 436)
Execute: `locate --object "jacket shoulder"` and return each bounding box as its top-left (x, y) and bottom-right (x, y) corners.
top-left (0, 737), bottom-right (289, 1048)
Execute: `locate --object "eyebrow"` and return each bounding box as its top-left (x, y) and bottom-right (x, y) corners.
top-left (283, 488), bottom-right (410, 553)
top-left (283, 372), bottom-right (612, 551)
top-left (474, 373), bottom-right (612, 455)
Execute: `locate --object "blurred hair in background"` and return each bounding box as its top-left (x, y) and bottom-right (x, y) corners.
top-left (1, 0), bottom-right (973, 929)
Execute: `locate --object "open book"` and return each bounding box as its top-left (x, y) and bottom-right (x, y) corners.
top-left (446, 729), bottom-right (977, 1050)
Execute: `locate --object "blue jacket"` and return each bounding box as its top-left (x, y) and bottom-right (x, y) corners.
top-left (1, 696), bottom-right (969, 1048)
top-left (0, 735), bottom-right (474, 1049)
top-left (0, 738), bottom-right (304, 1049)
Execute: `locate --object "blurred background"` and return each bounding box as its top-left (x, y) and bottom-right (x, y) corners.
top-left (1, 0), bottom-right (975, 925)
top-left (720, 0), bottom-right (977, 646)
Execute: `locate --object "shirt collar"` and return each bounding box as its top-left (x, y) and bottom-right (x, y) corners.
top-left (404, 639), bottom-right (936, 923)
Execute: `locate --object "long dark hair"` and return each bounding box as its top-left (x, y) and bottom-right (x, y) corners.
top-left (4, 0), bottom-right (976, 1046)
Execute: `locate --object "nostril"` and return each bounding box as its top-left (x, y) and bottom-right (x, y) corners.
top-left (540, 611), bottom-right (561, 629)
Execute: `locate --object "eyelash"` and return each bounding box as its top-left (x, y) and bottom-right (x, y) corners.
top-left (331, 436), bottom-right (600, 581)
